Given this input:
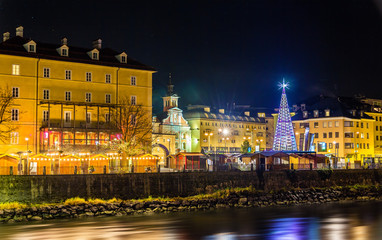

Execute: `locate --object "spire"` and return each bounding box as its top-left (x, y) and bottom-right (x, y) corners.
top-left (167, 73), bottom-right (174, 96)
top-left (273, 79), bottom-right (297, 151)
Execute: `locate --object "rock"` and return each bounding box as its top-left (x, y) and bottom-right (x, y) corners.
top-left (31, 216), bottom-right (42, 221)
top-left (239, 198), bottom-right (248, 205)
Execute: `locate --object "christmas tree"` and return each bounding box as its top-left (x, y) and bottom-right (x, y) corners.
top-left (272, 79), bottom-right (297, 151)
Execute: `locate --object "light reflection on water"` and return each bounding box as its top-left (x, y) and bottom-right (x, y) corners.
top-left (0, 201), bottom-right (381, 240)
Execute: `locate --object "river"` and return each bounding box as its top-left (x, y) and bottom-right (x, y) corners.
top-left (0, 201), bottom-right (381, 239)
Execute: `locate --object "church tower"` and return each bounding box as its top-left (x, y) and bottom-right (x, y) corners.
top-left (162, 73), bottom-right (179, 112)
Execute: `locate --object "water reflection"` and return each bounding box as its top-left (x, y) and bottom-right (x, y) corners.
top-left (0, 201), bottom-right (381, 240)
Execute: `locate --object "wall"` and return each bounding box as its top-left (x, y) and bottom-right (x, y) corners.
top-left (0, 170), bottom-right (382, 203)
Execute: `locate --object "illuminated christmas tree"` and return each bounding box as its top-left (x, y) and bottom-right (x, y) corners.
top-left (272, 79), bottom-right (297, 151)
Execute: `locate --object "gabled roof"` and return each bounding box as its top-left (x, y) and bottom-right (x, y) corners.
top-left (0, 36), bottom-right (155, 71)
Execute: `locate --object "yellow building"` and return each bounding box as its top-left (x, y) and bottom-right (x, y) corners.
top-left (292, 96), bottom-right (375, 168)
top-left (360, 98), bottom-right (382, 159)
top-left (183, 105), bottom-right (267, 153)
top-left (0, 26), bottom-right (155, 154)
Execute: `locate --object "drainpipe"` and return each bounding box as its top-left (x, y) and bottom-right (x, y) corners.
top-left (35, 58), bottom-right (40, 153)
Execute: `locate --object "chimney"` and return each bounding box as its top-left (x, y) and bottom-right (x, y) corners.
top-left (92, 39), bottom-right (102, 49)
top-left (219, 109), bottom-right (225, 114)
top-left (3, 32), bottom-right (10, 42)
top-left (244, 111), bottom-right (250, 117)
top-left (16, 26), bottom-right (23, 37)
top-left (61, 37), bottom-right (68, 45)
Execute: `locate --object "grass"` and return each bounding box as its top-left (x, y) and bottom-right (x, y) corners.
top-left (0, 184), bottom-right (379, 210)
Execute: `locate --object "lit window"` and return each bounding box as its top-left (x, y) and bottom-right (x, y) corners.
top-left (86, 72), bottom-right (92, 82)
top-left (131, 95), bottom-right (136, 105)
top-left (43, 110), bottom-right (49, 122)
top-left (303, 111), bottom-right (308, 118)
top-left (131, 76), bottom-right (136, 86)
top-left (12, 64), bottom-right (20, 75)
top-left (314, 110), bottom-right (319, 117)
top-left (323, 122), bottom-right (327, 128)
top-left (105, 74), bottom-right (111, 83)
top-left (43, 89), bottom-right (50, 100)
top-left (85, 92), bottom-right (92, 102)
top-left (43, 68), bottom-right (50, 78)
top-left (65, 91), bottom-right (72, 101)
top-left (335, 121), bottom-right (339, 127)
top-left (105, 94), bottom-right (111, 104)
top-left (325, 109), bottom-right (330, 117)
top-left (328, 121), bottom-right (333, 127)
top-left (10, 132), bottom-right (19, 144)
top-left (65, 70), bottom-right (71, 80)
top-left (314, 122), bottom-right (318, 128)
top-left (11, 109), bottom-right (19, 121)
top-left (12, 87), bottom-right (19, 98)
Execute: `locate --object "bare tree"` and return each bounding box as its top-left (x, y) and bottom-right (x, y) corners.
top-left (109, 97), bottom-right (152, 156)
top-left (0, 87), bottom-right (16, 143)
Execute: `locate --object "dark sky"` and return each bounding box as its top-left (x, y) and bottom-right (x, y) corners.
top-left (1, 0), bottom-right (382, 113)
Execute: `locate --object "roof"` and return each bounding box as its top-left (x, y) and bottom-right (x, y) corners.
top-left (292, 95), bottom-right (374, 121)
top-left (183, 107), bottom-right (264, 123)
top-left (0, 36), bottom-right (155, 71)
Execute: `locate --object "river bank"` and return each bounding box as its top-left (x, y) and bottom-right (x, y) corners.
top-left (0, 184), bottom-right (381, 224)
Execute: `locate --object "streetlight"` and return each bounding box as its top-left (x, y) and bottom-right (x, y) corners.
top-left (25, 137), bottom-right (29, 152)
top-left (204, 132), bottom-right (213, 152)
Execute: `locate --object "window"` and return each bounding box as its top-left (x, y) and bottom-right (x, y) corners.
top-left (131, 95), bottom-right (136, 105)
top-left (335, 132), bottom-right (339, 138)
top-left (65, 112), bottom-right (71, 123)
top-left (105, 113), bottom-right (110, 123)
top-left (329, 143), bottom-right (333, 149)
top-left (325, 109), bottom-right (330, 117)
top-left (131, 76), bottom-right (137, 86)
top-left (11, 109), bottom-right (19, 121)
top-left (65, 91), bottom-right (72, 101)
top-left (367, 143), bottom-right (369, 149)
top-left (344, 132), bottom-right (354, 138)
top-left (376, 126), bottom-right (378, 131)
top-left (92, 52), bottom-right (98, 60)
top-left (367, 133), bottom-right (369, 139)
top-left (131, 114), bottom-right (137, 126)
top-left (43, 68), bottom-right (50, 78)
top-left (328, 121), bottom-right (333, 128)
top-left (323, 122), bottom-right (327, 128)
top-left (317, 142), bottom-right (327, 152)
top-left (314, 122), bottom-right (319, 128)
top-left (105, 74), bottom-right (111, 83)
top-left (105, 94), bottom-right (111, 103)
top-left (86, 112), bottom-right (91, 123)
top-left (323, 133), bottom-right (327, 138)
top-left (29, 44), bottom-right (35, 52)
top-left (345, 143), bottom-right (354, 149)
top-left (361, 123), bottom-right (364, 128)
top-left (10, 132), bottom-right (19, 144)
top-left (303, 111), bottom-right (308, 118)
top-left (361, 133), bottom-right (364, 139)
top-left (65, 70), bottom-right (71, 80)
top-left (85, 93), bottom-right (92, 102)
top-left (86, 72), bottom-right (92, 82)
top-left (344, 121), bottom-right (353, 127)
top-left (12, 87), bottom-right (19, 98)
top-left (314, 110), bottom-right (319, 117)
top-left (43, 110), bottom-right (49, 122)
top-left (314, 133), bottom-right (319, 138)
top-left (43, 89), bottom-right (50, 100)
top-left (329, 132), bottom-right (333, 138)
top-left (62, 48), bottom-right (68, 56)
top-left (377, 136), bottom-right (379, 141)
top-left (121, 55), bottom-right (127, 63)
top-left (12, 64), bottom-right (20, 75)
top-left (335, 121), bottom-right (339, 127)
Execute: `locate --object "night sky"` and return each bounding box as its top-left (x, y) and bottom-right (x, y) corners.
top-left (1, 0), bottom-right (382, 114)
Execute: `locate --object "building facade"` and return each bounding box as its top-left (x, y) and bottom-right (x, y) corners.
top-left (0, 26), bottom-right (155, 154)
top-left (152, 77), bottom-right (191, 160)
top-left (183, 106), bottom-right (267, 153)
top-left (292, 96), bottom-right (376, 167)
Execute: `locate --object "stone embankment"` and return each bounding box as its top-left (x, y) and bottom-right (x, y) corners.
top-left (1, 185), bottom-right (381, 223)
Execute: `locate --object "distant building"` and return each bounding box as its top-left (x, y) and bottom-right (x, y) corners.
top-left (183, 105), bottom-right (267, 153)
top-left (152, 75), bottom-right (191, 162)
top-left (292, 95), bottom-right (379, 168)
top-left (0, 26), bottom-right (155, 154)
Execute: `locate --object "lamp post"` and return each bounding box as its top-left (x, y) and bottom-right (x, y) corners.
top-left (25, 137), bottom-right (29, 175)
top-left (204, 132), bottom-right (213, 152)
top-left (222, 128), bottom-right (229, 153)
